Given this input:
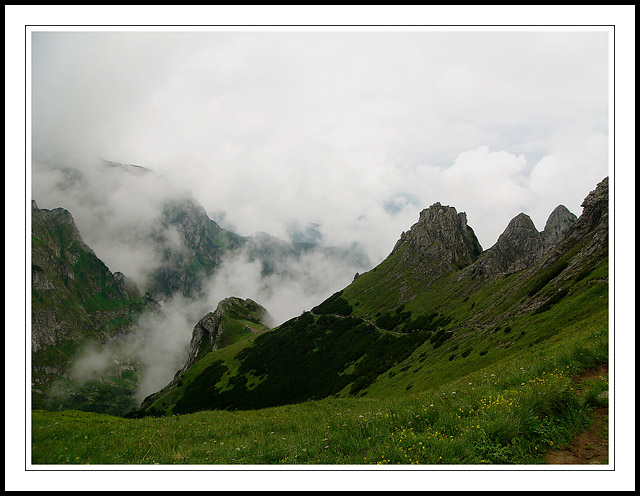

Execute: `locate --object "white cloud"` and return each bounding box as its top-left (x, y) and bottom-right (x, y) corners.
top-left (31, 29), bottom-right (610, 298)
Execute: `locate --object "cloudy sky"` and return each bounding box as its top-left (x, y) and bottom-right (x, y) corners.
top-left (9, 5), bottom-right (637, 490)
top-left (28, 27), bottom-right (614, 402)
top-left (31, 29), bottom-right (610, 265)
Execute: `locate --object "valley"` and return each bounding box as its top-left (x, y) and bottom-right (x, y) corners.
top-left (31, 176), bottom-right (610, 465)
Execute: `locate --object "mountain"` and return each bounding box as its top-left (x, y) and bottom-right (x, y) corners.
top-left (134, 178), bottom-right (608, 417)
top-left (59, 160), bottom-right (371, 300)
top-left (541, 205), bottom-right (577, 248)
top-left (390, 202), bottom-right (482, 278)
top-left (148, 198), bottom-right (371, 300)
top-left (137, 297), bottom-right (272, 415)
top-left (31, 201), bottom-right (157, 412)
top-left (146, 196), bottom-right (247, 298)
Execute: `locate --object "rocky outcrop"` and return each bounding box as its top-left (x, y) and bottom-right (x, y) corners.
top-left (470, 201), bottom-right (580, 279)
top-left (139, 296), bottom-right (271, 411)
top-left (561, 177), bottom-right (608, 249)
top-left (542, 205), bottom-right (577, 249)
top-left (31, 201), bottom-right (151, 385)
top-left (537, 177), bottom-right (609, 272)
top-left (182, 297), bottom-right (270, 372)
top-left (147, 197), bottom-right (246, 299)
top-left (472, 213), bottom-right (544, 277)
top-left (181, 306), bottom-right (226, 372)
top-left (390, 203), bottom-right (482, 280)
top-left (113, 271), bottom-right (143, 300)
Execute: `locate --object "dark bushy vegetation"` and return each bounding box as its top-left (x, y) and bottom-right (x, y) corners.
top-left (527, 260), bottom-right (569, 297)
top-left (533, 288), bottom-right (570, 314)
top-left (311, 290), bottom-right (353, 316)
top-left (376, 309), bottom-right (452, 334)
top-left (154, 311), bottom-right (432, 414)
top-left (430, 329), bottom-right (454, 349)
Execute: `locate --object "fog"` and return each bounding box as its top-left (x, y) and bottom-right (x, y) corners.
top-left (32, 31), bottom-right (609, 260)
top-left (30, 29), bottom-right (611, 404)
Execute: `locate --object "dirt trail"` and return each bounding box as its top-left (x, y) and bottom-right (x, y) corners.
top-left (545, 364), bottom-right (609, 465)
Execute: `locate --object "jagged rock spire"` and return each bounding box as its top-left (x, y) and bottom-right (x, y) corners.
top-left (390, 202), bottom-right (482, 280)
top-left (553, 177), bottom-right (609, 255)
top-left (472, 213), bottom-right (544, 276)
top-left (542, 205), bottom-right (577, 248)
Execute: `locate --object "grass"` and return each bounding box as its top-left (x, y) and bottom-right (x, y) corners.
top-left (129, 239), bottom-right (607, 418)
top-left (32, 316), bottom-right (607, 465)
top-left (30, 198), bottom-right (609, 465)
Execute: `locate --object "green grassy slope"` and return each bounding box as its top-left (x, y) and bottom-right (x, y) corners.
top-left (32, 179), bottom-right (609, 464)
top-left (137, 297), bottom-right (271, 415)
top-left (134, 189), bottom-right (608, 418)
top-left (32, 314), bottom-right (607, 465)
top-left (31, 203), bottom-right (151, 413)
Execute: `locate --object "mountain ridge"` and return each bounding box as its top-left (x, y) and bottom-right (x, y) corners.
top-left (31, 200), bottom-right (157, 412)
top-left (133, 177), bottom-right (608, 417)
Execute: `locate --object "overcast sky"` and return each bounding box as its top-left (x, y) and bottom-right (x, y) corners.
top-left (9, 6), bottom-right (636, 489)
top-left (31, 30), bottom-right (610, 265)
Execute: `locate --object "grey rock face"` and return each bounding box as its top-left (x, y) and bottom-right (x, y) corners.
top-left (542, 205), bottom-right (577, 248)
top-left (473, 213), bottom-right (544, 277)
top-left (181, 307), bottom-right (225, 373)
top-left (31, 202), bottom-right (150, 385)
top-left (572, 177), bottom-right (609, 240)
top-left (390, 202), bottom-right (482, 280)
top-left (113, 271), bottom-right (143, 300)
top-left (182, 297), bottom-right (269, 372)
top-left (139, 296), bottom-right (270, 410)
top-left (147, 197), bottom-right (246, 299)
top-left (550, 177), bottom-right (609, 262)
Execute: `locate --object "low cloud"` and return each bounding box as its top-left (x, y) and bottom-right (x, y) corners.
top-left (31, 30), bottom-right (610, 406)
top-left (31, 156), bottom-right (188, 288)
top-left (61, 241), bottom-right (367, 403)
top-left (202, 241), bottom-right (367, 325)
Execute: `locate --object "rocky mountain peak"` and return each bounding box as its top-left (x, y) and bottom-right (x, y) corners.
top-left (31, 202), bottom-right (95, 257)
top-left (550, 177), bottom-right (608, 257)
top-left (542, 205), bottom-right (577, 248)
top-left (113, 271), bottom-right (142, 300)
top-left (391, 202), bottom-right (482, 280)
top-left (577, 177), bottom-right (609, 233)
top-left (472, 212), bottom-right (543, 277)
top-left (181, 297), bottom-right (270, 374)
top-left (139, 296), bottom-right (270, 411)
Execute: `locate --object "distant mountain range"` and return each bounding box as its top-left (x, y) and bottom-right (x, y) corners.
top-left (31, 200), bottom-right (157, 413)
top-left (30, 159), bottom-right (607, 419)
top-left (130, 178), bottom-right (608, 417)
top-left (30, 160), bottom-right (370, 414)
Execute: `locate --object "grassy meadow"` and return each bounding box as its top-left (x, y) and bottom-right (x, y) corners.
top-left (32, 313), bottom-right (608, 465)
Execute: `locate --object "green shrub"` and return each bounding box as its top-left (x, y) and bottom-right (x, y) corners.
top-left (527, 260), bottom-right (569, 297)
top-left (533, 288), bottom-right (570, 315)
